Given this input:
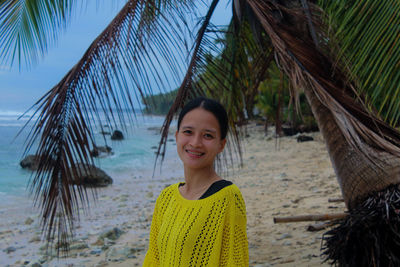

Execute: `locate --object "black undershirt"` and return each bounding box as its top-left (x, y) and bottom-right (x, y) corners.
top-left (179, 180), bottom-right (233, 199)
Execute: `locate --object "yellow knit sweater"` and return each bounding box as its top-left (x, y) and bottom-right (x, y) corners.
top-left (143, 182), bottom-right (248, 266)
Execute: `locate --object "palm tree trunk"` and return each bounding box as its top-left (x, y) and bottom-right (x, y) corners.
top-left (303, 86), bottom-right (400, 209)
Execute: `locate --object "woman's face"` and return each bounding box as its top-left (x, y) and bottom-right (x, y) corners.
top-left (175, 108), bottom-right (226, 171)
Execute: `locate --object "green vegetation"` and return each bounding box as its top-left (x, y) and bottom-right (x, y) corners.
top-left (255, 62), bottom-right (317, 134)
top-left (142, 89), bottom-right (178, 115)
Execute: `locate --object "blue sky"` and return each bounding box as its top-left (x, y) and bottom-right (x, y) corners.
top-left (0, 0), bottom-right (231, 112)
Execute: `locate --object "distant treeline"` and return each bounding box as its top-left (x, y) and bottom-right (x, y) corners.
top-left (142, 89), bottom-right (178, 115)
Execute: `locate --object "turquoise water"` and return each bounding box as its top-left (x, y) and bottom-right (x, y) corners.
top-left (0, 110), bottom-right (169, 202)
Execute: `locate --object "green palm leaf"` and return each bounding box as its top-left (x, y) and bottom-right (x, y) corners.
top-left (0, 0), bottom-right (78, 68)
top-left (320, 0), bottom-right (400, 125)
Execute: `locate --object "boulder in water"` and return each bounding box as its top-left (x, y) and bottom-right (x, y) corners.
top-left (111, 130), bottom-right (124, 140)
top-left (90, 145), bottom-right (113, 158)
top-left (20, 155), bottom-right (40, 171)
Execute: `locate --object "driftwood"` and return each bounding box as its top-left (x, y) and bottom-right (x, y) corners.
top-left (328, 198), bottom-right (344, 203)
top-left (273, 213), bottom-right (347, 223)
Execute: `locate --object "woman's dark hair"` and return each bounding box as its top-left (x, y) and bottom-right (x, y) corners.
top-left (177, 97), bottom-right (228, 140)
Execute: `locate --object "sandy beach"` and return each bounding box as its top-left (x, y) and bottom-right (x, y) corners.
top-left (0, 123), bottom-right (345, 266)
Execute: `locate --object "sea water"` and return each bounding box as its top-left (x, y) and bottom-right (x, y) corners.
top-left (0, 109), bottom-right (174, 204)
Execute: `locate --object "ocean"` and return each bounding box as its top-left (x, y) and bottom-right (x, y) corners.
top-left (0, 109), bottom-right (175, 204)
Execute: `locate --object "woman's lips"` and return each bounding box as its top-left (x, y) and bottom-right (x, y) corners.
top-left (185, 149), bottom-right (204, 158)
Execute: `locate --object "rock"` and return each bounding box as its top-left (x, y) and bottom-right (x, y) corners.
top-left (25, 217), bottom-right (34, 225)
top-left (106, 246), bottom-right (142, 262)
top-left (90, 248), bottom-right (102, 255)
top-left (98, 227), bottom-right (124, 241)
top-left (27, 262), bottom-right (42, 267)
top-left (276, 233), bottom-right (292, 240)
top-left (91, 239), bottom-right (104, 246)
top-left (283, 241), bottom-right (292, 246)
top-left (94, 260), bottom-right (108, 267)
top-left (70, 164), bottom-right (113, 187)
top-left (274, 173), bottom-right (287, 180)
top-left (78, 251), bottom-right (89, 257)
top-left (29, 235), bottom-right (41, 243)
top-left (111, 130), bottom-right (124, 140)
top-left (38, 256), bottom-right (48, 264)
top-left (297, 135), bottom-right (314, 142)
top-left (3, 246), bottom-right (16, 253)
top-left (69, 241), bottom-right (89, 250)
top-left (90, 145), bottom-right (113, 158)
top-left (282, 125), bottom-right (298, 136)
top-left (20, 155), bottom-right (40, 171)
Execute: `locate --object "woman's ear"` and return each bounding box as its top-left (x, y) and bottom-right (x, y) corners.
top-left (175, 130), bottom-right (178, 140)
top-left (219, 138), bottom-right (227, 153)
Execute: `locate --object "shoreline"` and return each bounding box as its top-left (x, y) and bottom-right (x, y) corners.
top-left (0, 123), bottom-right (344, 266)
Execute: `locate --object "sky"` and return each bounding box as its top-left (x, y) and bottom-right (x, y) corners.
top-left (0, 0), bottom-right (232, 112)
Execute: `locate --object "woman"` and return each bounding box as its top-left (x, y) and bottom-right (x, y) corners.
top-left (143, 97), bottom-right (248, 266)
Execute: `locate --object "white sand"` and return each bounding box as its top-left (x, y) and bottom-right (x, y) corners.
top-left (0, 123), bottom-right (345, 266)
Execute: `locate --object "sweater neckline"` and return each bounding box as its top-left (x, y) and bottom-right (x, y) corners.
top-left (174, 182), bottom-right (232, 203)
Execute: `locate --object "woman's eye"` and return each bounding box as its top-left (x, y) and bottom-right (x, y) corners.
top-left (183, 130), bottom-right (192, 134)
top-left (204, 133), bottom-right (214, 139)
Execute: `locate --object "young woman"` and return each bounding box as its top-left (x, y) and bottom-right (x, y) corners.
top-left (143, 97), bottom-right (248, 266)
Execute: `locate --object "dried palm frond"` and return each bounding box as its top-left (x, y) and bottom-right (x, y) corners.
top-left (322, 185), bottom-right (400, 267)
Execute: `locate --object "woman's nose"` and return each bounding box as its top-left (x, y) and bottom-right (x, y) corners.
top-left (189, 134), bottom-right (202, 147)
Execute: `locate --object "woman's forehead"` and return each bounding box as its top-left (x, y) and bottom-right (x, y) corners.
top-left (180, 109), bottom-right (220, 131)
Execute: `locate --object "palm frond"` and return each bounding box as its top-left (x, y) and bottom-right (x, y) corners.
top-left (320, 1), bottom-right (400, 126)
top-left (0, 0), bottom-right (78, 69)
top-left (17, 0), bottom-right (198, 253)
top-left (246, 0), bottom-right (400, 160)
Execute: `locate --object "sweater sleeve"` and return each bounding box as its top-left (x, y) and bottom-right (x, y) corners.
top-left (143, 192), bottom-right (162, 266)
top-left (220, 188), bottom-right (249, 266)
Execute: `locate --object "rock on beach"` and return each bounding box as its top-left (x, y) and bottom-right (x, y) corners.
top-left (70, 163), bottom-right (113, 187)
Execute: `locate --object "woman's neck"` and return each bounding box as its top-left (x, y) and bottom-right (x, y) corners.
top-left (180, 167), bottom-right (221, 200)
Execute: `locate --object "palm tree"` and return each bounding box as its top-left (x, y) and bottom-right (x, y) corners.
top-left (2, 0), bottom-right (400, 265)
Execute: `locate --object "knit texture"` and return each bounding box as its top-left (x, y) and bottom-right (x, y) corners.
top-left (143, 182), bottom-right (248, 266)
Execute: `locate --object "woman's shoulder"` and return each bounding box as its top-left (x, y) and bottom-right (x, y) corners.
top-left (155, 182), bottom-right (179, 201)
top-left (222, 181), bottom-right (243, 195)
top-left (213, 181), bottom-right (244, 202)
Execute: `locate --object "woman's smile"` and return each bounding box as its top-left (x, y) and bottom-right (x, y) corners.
top-left (185, 149), bottom-right (204, 158)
